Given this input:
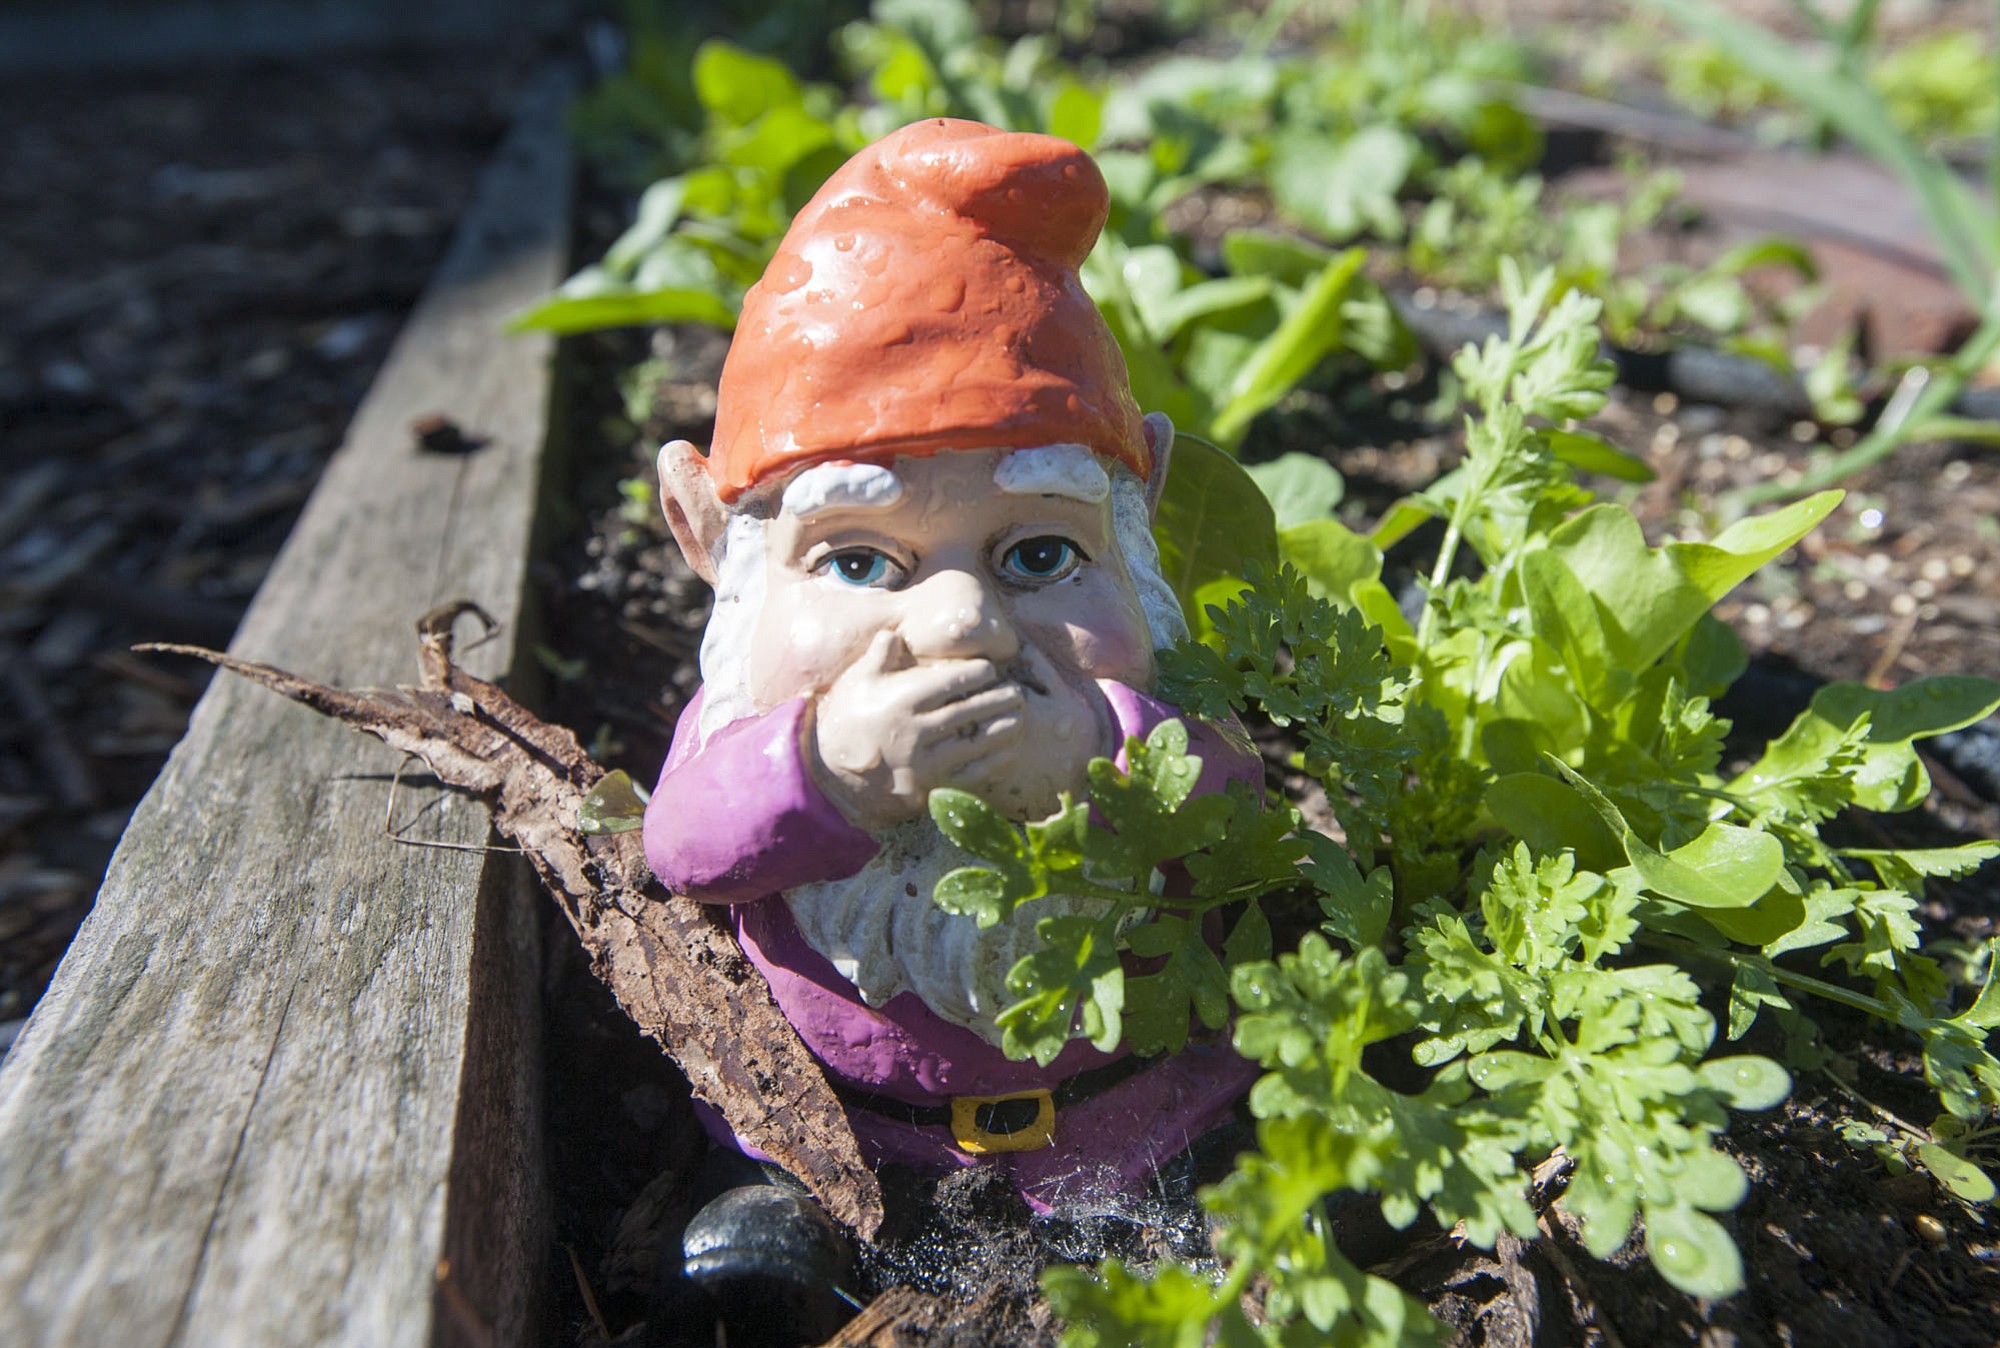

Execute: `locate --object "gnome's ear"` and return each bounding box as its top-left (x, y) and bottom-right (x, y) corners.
top-left (1141, 413), bottom-right (1174, 520)
top-left (658, 439), bottom-right (728, 586)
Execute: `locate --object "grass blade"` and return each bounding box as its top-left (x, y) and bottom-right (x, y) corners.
top-left (1633, 0), bottom-right (1995, 309)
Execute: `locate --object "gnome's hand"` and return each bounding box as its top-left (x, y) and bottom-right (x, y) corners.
top-left (810, 631), bottom-right (1029, 833)
top-left (957, 640), bottom-right (1105, 821)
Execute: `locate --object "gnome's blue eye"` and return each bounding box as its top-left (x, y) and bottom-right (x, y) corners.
top-left (820, 548), bottom-right (897, 587)
top-left (1001, 536), bottom-right (1082, 582)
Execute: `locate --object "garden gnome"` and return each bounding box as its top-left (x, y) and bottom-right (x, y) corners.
top-left (644, 120), bottom-right (1261, 1227)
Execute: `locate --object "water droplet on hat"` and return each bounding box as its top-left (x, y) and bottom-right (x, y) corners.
top-left (768, 255), bottom-right (813, 293)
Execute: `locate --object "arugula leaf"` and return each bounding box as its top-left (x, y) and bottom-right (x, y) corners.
top-left (1247, 453), bottom-right (1347, 528)
top-left (692, 40), bottom-right (804, 126)
top-left (1151, 437), bottom-right (1281, 639)
top-left (1542, 493), bottom-right (1841, 675)
top-left (1271, 125), bottom-right (1417, 242)
top-left (1732, 678), bottom-right (2000, 821)
top-left (1842, 841), bottom-right (2000, 883)
top-left (1211, 247), bottom-right (1367, 447)
top-left (1277, 518), bottom-right (1383, 608)
top-left (1915, 1142), bottom-right (1997, 1205)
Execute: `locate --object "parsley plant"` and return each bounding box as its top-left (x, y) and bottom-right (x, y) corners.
top-left (931, 265), bottom-right (2000, 1343)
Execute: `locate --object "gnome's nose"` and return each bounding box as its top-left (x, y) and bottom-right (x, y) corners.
top-left (901, 568), bottom-right (1021, 663)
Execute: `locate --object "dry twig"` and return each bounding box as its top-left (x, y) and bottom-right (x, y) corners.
top-left (142, 600), bottom-right (884, 1238)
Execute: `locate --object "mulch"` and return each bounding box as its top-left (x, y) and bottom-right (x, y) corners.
top-left (0, 47), bottom-right (528, 1027)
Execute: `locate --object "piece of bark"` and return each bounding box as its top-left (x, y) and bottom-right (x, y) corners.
top-left (147, 601), bottom-right (884, 1239)
top-left (817, 1285), bottom-right (945, 1346)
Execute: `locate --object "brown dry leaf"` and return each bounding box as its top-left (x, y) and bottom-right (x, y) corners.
top-left (142, 600), bottom-right (883, 1238)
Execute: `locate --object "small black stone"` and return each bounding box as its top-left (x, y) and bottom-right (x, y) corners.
top-left (679, 1185), bottom-right (857, 1345)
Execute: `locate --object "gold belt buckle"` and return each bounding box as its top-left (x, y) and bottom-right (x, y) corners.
top-left (949, 1089), bottom-right (1055, 1154)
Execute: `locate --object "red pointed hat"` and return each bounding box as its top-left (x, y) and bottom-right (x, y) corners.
top-left (703, 118), bottom-right (1147, 502)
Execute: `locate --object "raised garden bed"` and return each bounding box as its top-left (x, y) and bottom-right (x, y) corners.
top-left (0, 61), bottom-right (571, 1346)
top-left (4, 11), bottom-right (1999, 1348)
top-left (517, 20), bottom-right (2000, 1340)
top-left (525, 333), bottom-right (2000, 1348)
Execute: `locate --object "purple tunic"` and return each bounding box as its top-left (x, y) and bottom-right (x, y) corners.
top-left (643, 681), bottom-right (1264, 1206)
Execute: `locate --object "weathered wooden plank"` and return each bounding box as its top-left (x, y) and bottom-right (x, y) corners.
top-left (0, 64), bottom-right (574, 1348)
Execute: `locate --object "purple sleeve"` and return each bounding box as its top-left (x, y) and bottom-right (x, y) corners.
top-left (1101, 682), bottom-right (1262, 799)
top-left (643, 690), bottom-right (879, 904)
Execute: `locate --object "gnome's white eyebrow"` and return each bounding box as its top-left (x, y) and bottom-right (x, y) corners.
top-left (993, 445), bottom-right (1109, 503)
top-left (781, 462), bottom-right (904, 519)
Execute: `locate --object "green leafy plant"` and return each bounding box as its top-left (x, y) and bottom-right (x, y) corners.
top-left (931, 267), bottom-right (2000, 1343)
top-left (541, 8), bottom-right (1999, 1339)
top-left (1085, 233), bottom-right (1411, 455)
top-left (513, 39), bottom-right (866, 335)
top-left (1871, 29), bottom-right (1998, 154)
top-left (930, 721), bottom-right (1291, 1064)
top-left (834, 0), bottom-right (1422, 469)
top-left (835, 0), bottom-right (1106, 145)
top-left (1270, 0), bottom-right (1542, 238)
top-left (1631, 0), bottom-right (2000, 502)
top-left (1656, 33), bottom-right (1790, 127)
top-left (526, 0), bottom-right (1420, 472)
top-left (535, 0), bottom-right (1828, 430)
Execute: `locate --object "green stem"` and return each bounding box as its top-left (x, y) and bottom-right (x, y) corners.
top-left (1736, 283), bottom-right (2000, 506)
top-left (1074, 878), bottom-right (1155, 907)
top-left (1680, 784), bottom-right (1749, 815)
top-left (1784, 0), bottom-right (1828, 41)
top-left (1641, 932), bottom-right (1895, 1022)
top-left (1832, 0), bottom-right (1883, 60)
top-left (1242, 0), bottom-right (1307, 60)
top-left (1982, 1), bottom-right (2000, 286)
top-left (1826, 1075), bottom-right (1933, 1143)
top-left (1416, 482), bottom-right (1474, 651)
top-left (1455, 632), bottom-right (1497, 761)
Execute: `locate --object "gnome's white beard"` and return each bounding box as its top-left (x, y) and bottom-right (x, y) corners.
top-left (781, 819), bottom-right (1121, 1041)
top-left (691, 469), bottom-right (1183, 1046)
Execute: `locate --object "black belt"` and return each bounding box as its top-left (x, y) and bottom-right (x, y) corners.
top-left (833, 1053), bottom-right (1157, 1154)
